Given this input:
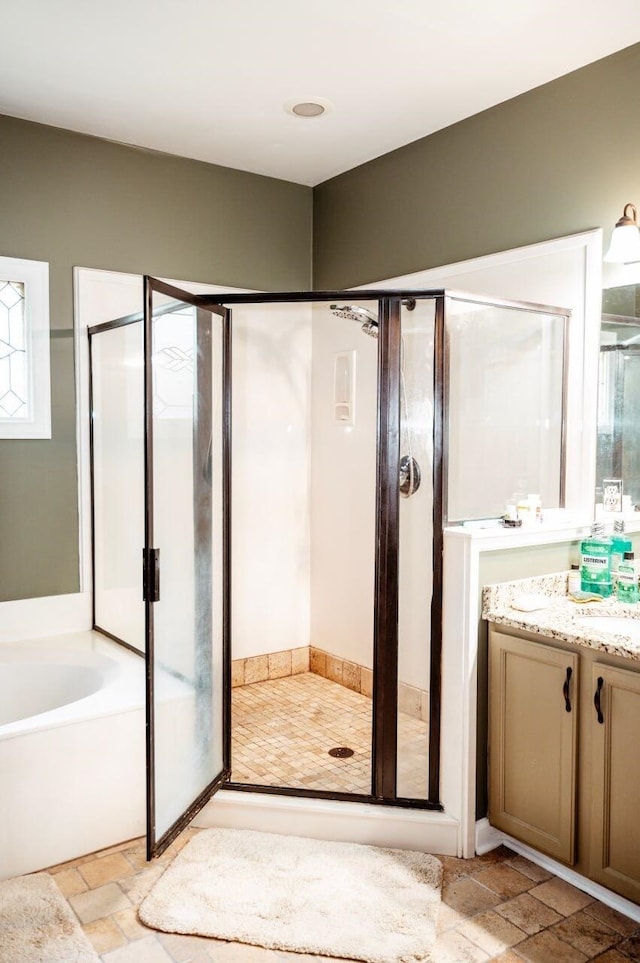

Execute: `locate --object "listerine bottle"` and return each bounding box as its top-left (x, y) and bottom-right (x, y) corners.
top-left (580, 522), bottom-right (613, 597)
top-left (611, 517), bottom-right (632, 587)
top-left (617, 551), bottom-right (639, 604)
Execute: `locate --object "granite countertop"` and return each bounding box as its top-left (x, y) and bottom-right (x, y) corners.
top-left (482, 572), bottom-right (640, 661)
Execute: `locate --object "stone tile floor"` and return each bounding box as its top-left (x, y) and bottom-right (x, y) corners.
top-left (43, 830), bottom-right (640, 962)
top-left (231, 672), bottom-right (429, 798)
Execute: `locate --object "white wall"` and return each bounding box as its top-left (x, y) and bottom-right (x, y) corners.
top-left (231, 303), bottom-right (312, 659)
top-left (309, 303), bottom-right (378, 669)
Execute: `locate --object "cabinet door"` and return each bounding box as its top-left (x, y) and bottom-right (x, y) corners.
top-left (489, 629), bottom-right (578, 864)
top-left (589, 663), bottom-right (640, 902)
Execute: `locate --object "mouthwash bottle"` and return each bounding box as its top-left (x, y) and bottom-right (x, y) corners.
top-left (611, 517), bottom-right (632, 586)
top-left (580, 523), bottom-right (613, 597)
top-left (617, 552), bottom-right (639, 604)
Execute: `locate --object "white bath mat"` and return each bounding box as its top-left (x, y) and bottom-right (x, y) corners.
top-left (0, 872), bottom-right (100, 963)
top-left (139, 828), bottom-right (442, 963)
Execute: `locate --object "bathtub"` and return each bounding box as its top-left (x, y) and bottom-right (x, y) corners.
top-left (0, 631), bottom-right (145, 880)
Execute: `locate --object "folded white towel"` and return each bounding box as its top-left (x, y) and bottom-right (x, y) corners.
top-left (510, 593), bottom-right (550, 612)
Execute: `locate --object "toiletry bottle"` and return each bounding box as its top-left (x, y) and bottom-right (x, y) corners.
top-left (528, 494), bottom-right (542, 524)
top-left (567, 564), bottom-right (581, 596)
top-left (617, 551), bottom-right (639, 604)
top-left (610, 517), bottom-right (632, 586)
top-left (503, 501), bottom-right (520, 527)
top-left (517, 495), bottom-right (531, 527)
top-left (580, 522), bottom-right (613, 597)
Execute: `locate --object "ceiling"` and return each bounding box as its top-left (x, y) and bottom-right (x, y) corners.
top-left (2, 0), bottom-right (640, 187)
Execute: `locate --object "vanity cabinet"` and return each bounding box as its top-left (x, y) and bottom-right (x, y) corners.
top-left (488, 631), bottom-right (578, 864)
top-left (488, 625), bottom-right (640, 902)
top-left (589, 662), bottom-right (640, 903)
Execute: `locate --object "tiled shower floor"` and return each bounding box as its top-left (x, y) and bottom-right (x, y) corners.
top-left (231, 671), bottom-right (429, 797)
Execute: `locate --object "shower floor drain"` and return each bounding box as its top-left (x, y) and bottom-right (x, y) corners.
top-left (328, 747), bottom-right (354, 758)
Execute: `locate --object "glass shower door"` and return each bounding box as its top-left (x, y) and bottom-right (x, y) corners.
top-left (144, 277), bottom-right (230, 858)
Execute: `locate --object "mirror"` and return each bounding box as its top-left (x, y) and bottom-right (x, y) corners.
top-left (596, 279), bottom-right (640, 517)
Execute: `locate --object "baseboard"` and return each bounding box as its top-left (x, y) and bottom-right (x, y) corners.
top-left (194, 789), bottom-right (460, 856)
top-left (501, 832), bottom-right (640, 923)
top-left (310, 646), bottom-right (429, 721)
top-left (475, 817), bottom-right (504, 855)
top-left (233, 646), bottom-right (310, 687)
top-left (0, 592), bottom-right (92, 643)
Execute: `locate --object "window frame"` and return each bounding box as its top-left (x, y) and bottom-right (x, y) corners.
top-left (0, 255), bottom-right (51, 439)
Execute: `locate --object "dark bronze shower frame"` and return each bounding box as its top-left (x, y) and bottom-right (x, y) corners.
top-left (88, 313), bottom-right (140, 655)
top-left (88, 290), bottom-right (232, 858)
top-left (194, 285), bottom-right (447, 810)
top-left (143, 281), bottom-right (232, 858)
top-left (88, 282), bottom-right (571, 852)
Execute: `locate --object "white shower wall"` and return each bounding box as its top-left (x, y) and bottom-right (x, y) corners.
top-left (231, 304), bottom-right (312, 659)
top-left (308, 302), bottom-right (434, 692)
top-left (309, 305), bottom-right (378, 671)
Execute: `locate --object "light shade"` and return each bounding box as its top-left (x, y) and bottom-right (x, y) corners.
top-left (604, 202), bottom-right (640, 263)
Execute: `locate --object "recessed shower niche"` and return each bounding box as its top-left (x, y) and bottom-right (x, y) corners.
top-left (88, 280), bottom-right (569, 858)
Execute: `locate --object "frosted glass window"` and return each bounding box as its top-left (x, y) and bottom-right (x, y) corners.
top-left (0, 256), bottom-right (50, 439)
top-left (0, 281), bottom-right (27, 418)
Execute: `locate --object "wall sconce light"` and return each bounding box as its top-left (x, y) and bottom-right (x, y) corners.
top-left (604, 203), bottom-right (640, 263)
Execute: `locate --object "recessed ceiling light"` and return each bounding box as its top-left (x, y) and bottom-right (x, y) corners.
top-left (292, 102), bottom-right (325, 117)
top-left (285, 97), bottom-right (332, 119)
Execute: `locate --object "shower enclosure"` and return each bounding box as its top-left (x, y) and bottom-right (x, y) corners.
top-left (88, 279), bottom-right (569, 858)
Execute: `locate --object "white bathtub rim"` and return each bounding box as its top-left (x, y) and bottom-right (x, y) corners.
top-left (0, 661), bottom-right (108, 727)
top-left (0, 701), bottom-right (147, 743)
top-left (0, 631), bottom-right (145, 740)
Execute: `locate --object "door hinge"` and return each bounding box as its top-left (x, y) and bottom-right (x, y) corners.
top-left (142, 548), bottom-right (160, 602)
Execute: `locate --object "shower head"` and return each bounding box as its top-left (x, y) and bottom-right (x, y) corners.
top-left (330, 304), bottom-right (379, 339)
top-left (329, 304), bottom-right (377, 325)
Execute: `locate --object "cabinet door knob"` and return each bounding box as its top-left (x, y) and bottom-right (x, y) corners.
top-left (563, 666), bottom-right (573, 712)
top-left (594, 676), bottom-right (604, 724)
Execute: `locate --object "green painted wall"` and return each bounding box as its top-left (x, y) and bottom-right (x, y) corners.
top-left (5, 41), bottom-right (640, 606)
top-left (313, 43), bottom-right (640, 288)
top-left (0, 115), bottom-right (312, 602)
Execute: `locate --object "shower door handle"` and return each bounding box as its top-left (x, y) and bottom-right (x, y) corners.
top-left (142, 548), bottom-right (160, 602)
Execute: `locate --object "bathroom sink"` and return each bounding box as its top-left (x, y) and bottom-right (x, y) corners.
top-left (577, 616), bottom-right (640, 639)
